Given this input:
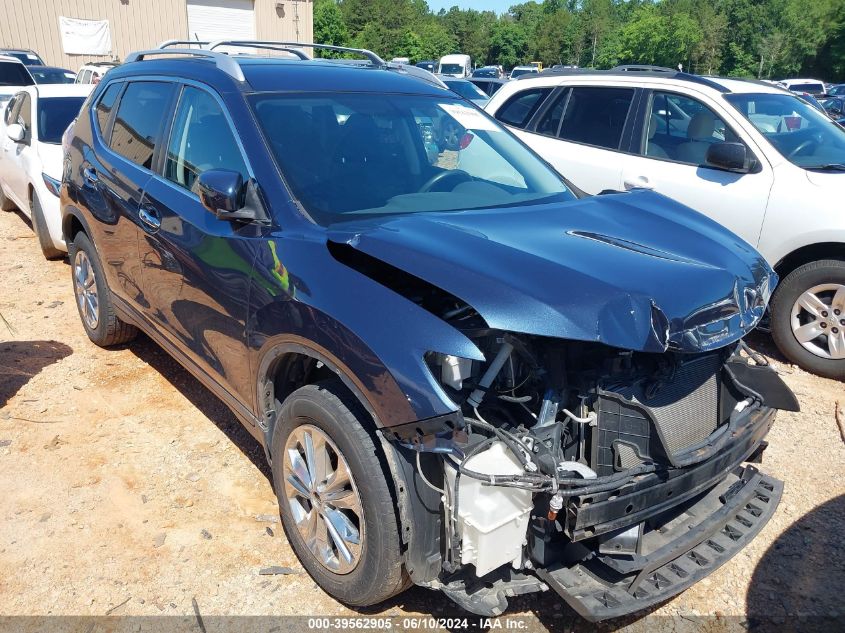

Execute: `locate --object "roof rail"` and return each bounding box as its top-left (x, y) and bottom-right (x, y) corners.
top-left (528, 66), bottom-right (731, 93)
top-left (158, 39), bottom-right (211, 49)
top-left (611, 64), bottom-right (675, 73)
top-left (208, 40), bottom-right (384, 65)
top-left (124, 48), bottom-right (245, 82)
top-left (206, 40), bottom-right (309, 60)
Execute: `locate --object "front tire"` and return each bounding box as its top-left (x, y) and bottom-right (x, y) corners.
top-left (69, 231), bottom-right (138, 347)
top-left (31, 194), bottom-right (64, 260)
top-left (271, 380), bottom-right (408, 607)
top-left (770, 259), bottom-right (845, 380)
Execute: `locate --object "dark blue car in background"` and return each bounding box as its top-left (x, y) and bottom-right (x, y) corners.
top-left (61, 41), bottom-right (798, 621)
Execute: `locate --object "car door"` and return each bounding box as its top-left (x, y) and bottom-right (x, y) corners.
top-left (2, 91), bottom-right (32, 208)
top-left (619, 89), bottom-right (774, 248)
top-left (502, 85), bottom-right (637, 194)
top-left (85, 80), bottom-right (177, 307)
top-left (0, 94), bottom-right (21, 201)
top-left (136, 83), bottom-right (257, 402)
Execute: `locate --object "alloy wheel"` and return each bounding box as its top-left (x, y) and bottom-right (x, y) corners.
top-left (790, 283), bottom-right (845, 360)
top-left (283, 424), bottom-right (364, 574)
top-left (73, 250), bottom-right (99, 330)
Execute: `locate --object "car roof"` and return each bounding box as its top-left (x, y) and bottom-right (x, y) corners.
top-left (30, 65), bottom-right (72, 72)
top-left (508, 69), bottom-right (790, 96)
top-left (20, 84), bottom-right (95, 99)
top-left (112, 55), bottom-right (451, 97)
top-left (780, 78), bottom-right (824, 84)
top-left (0, 55), bottom-right (24, 65)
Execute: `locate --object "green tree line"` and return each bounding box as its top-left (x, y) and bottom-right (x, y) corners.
top-left (314, 0), bottom-right (845, 80)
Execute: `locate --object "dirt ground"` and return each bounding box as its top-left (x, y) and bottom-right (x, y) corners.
top-left (1, 206), bottom-right (843, 632)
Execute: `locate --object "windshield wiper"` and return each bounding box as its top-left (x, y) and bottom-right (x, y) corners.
top-left (805, 163), bottom-right (845, 171)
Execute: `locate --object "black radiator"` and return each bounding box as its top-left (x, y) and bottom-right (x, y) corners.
top-left (593, 354), bottom-right (723, 476)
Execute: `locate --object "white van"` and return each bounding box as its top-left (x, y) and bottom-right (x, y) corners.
top-left (437, 54), bottom-right (471, 78)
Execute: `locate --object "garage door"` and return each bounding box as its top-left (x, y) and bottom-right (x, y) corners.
top-left (186, 0), bottom-right (255, 46)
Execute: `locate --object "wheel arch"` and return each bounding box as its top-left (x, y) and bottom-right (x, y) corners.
top-left (773, 242), bottom-right (845, 284)
top-left (257, 340), bottom-right (393, 464)
top-left (62, 205), bottom-right (92, 245)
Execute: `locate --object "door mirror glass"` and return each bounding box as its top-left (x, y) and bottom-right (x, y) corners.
top-left (196, 169), bottom-right (244, 216)
top-left (6, 122), bottom-right (24, 142)
top-left (706, 142), bottom-right (750, 172)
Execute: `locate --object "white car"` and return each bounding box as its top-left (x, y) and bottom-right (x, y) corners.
top-left (483, 71), bottom-right (845, 379)
top-left (0, 55), bottom-right (35, 103)
top-left (509, 66), bottom-right (538, 79)
top-left (436, 54), bottom-right (472, 78)
top-left (74, 61), bottom-right (119, 85)
top-left (777, 78), bottom-right (826, 97)
top-left (0, 84), bottom-right (94, 258)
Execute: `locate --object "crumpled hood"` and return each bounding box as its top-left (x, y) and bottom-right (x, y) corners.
top-left (327, 190), bottom-right (776, 353)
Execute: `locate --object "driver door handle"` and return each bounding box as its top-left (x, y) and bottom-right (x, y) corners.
top-left (623, 175), bottom-right (654, 191)
top-left (139, 206), bottom-right (161, 231)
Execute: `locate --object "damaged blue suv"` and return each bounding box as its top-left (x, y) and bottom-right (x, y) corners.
top-left (61, 41), bottom-right (799, 621)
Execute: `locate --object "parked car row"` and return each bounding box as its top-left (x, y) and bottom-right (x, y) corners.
top-left (0, 40), bottom-right (836, 625)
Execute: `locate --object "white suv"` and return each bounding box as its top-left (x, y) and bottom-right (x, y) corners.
top-left (0, 84), bottom-right (94, 258)
top-left (484, 71), bottom-right (845, 379)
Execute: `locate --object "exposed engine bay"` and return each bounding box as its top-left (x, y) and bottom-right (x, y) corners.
top-left (388, 308), bottom-right (799, 620)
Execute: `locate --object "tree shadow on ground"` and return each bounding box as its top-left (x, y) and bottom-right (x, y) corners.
top-left (127, 333), bottom-right (272, 482)
top-left (746, 494), bottom-right (845, 633)
top-left (0, 340), bottom-right (73, 407)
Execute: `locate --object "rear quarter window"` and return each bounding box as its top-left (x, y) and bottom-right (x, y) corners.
top-left (495, 88), bottom-right (551, 129)
top-left (94, 82), bottom-right (122, 136)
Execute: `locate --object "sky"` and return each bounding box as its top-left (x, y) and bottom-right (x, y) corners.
top-left (426, 0), bottom-right (514, 15)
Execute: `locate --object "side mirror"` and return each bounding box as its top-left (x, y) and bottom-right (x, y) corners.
top-left (194, 169), bottom-right (267, 222)
top-left (6, 123), bottom-right (25, 143)
top-left (705, 142), bottom-right (752, 173)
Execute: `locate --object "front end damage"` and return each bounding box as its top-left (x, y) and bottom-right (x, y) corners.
top-left (384, 331), bottom-right (798, 621)
top-left (326, 192), bottom-right (798, 620)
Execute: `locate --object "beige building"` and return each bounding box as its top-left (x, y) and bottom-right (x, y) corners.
top-left (0, 0), bottom-right (313, 71)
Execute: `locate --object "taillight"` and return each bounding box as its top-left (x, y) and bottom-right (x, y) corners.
top-left (42, 173), bottom-right (61, 197)
top-left (459, 132), bottom-right (474, 150)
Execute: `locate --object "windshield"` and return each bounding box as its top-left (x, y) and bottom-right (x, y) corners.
top-left (510, 68), bottom-right (536, 78)
top-left (788, 82), bottom-right (824, 94)
top-left (726, 93), bottom-right (845, 169)
top-left (38, 97), bottom-right (85, 144)
top-left (0, 62), bottom-right (33, 87)
top-left (30, 68), bottom-right (75, 84)
top-left (445, 80), bottom-right (488, 101)
top-left (5, 51), bottom-right (43, 66)
top-left (250, 93), bottom-right (572, 225)
top-left (439, 63), bottom-right (465, 75)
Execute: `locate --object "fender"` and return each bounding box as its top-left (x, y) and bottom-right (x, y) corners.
top-left (255, 336), bottom-right (412, 460)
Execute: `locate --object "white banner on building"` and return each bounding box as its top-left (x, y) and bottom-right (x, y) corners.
top-left (59, 16), bottom-right (112, 55)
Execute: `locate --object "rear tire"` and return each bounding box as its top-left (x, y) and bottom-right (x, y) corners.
top-left (69, 231), bottom-right (138, 347)
top-left (770, 259), bottom-right (845, 380)
top-left (271, 380), bottom-right (408, 607)
top-left (31, 194), bottom-right (64, 260)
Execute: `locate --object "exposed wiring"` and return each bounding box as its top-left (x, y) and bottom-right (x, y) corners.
top-left (415, 450), bottom-right (445, 495)
top-left (562, 408), bottom-right (597, 425)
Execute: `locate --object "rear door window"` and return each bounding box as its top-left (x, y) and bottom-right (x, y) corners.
top-left (557, 87), bottom-right (634, 150)
top-left (109, 81), bottom-right (174, 170)
top-left (0, 61), bottom-right (33, 86)
top-left (535, 90), bottom-right (568, 136)
top-left (495, 88), bottom-right (551, 129)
